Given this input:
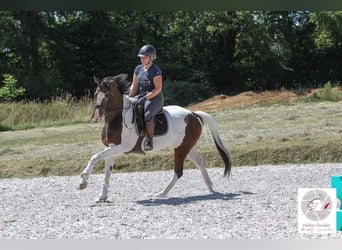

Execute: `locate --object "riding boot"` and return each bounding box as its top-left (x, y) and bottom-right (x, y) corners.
top-left (144, 120), bottom-right (154, 151)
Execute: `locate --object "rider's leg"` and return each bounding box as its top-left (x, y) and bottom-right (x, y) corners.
top-left (144, 119), bottom-right (154, 151)
top-left (144, 98), bottom-right (162, 151)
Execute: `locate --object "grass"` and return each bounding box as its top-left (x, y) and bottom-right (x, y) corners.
top-left (0, 95), bottom-right (94, 131)
top-left (1, 98), bottom-right (342, 179)
top-left (300, 82), bottom-right (342, 103)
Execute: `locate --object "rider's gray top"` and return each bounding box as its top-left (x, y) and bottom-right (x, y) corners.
top-left (134, 63), bottom-right (162, 97)
top-left (134, 63), bottom-right (164, 120)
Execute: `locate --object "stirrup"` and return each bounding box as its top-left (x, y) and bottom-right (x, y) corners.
top-left (144, 138), bottom-right (153, 151)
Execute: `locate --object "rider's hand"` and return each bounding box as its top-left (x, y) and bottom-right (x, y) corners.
top-left (137, 96), bottom-right (146, 104)
top-left (128, 96), bottom-right (138, 103)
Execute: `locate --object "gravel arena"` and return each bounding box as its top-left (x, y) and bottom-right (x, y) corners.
top-left (1, 163), bottom-right (342, 239)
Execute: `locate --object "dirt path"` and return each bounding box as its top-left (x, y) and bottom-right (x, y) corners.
top-left (1, 163), bottom-right (342, 239)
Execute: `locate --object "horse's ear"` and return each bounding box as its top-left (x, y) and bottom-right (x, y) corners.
top-left (120, 73), bottom-right (128, 80)
top-left (113, 73), bottom-right (128, 82)
top-left (93, 76), bottom-right (101, 85)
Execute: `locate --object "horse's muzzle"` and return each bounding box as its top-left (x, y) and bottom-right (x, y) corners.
top-left (91, 108), bottom-right (101, 122)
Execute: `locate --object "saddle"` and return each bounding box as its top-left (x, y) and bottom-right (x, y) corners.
top-left (133, 103), bottom-right (168, 136)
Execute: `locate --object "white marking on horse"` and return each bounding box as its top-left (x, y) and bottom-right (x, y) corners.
top-left (79, 74), bottom-right (232, 202)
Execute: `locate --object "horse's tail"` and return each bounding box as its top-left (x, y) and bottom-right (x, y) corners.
top-left (193, 111), bottom-right (232, 178)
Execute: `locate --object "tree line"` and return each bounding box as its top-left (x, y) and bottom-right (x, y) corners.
top-left (0, 11), bottom-right (341, 104)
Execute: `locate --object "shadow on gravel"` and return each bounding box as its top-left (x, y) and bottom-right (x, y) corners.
top-left (136, 191), bottom-right (253, 206)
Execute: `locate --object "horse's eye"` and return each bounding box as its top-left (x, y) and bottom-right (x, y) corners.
top-left (101, 82), bottom-right (108, 88)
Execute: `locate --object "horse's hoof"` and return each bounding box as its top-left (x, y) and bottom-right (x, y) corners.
top-left (95, 196), bottom-right (108, 203)
top-left (154, 192), bottom-right (167, 198)
top-left (78, 182), bottom-right (87, 190)
top-left (78, 173), bottom-right (89, 190)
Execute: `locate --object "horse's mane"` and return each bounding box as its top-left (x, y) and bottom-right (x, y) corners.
top-left (103, 74), bottom-right (131, 95)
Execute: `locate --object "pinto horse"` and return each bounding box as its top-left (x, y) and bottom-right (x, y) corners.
top-left (78, 74), bottom-right (232, 201)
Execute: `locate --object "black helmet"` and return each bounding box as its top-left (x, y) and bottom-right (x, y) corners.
top-left (137, 44), bottom-right (156, 59)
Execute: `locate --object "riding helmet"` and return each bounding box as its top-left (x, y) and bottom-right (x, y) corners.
top-left (137, 44), bottom-right (156, 59)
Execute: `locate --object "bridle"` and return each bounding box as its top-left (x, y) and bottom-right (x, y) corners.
top-left (95, 89), bottom-right (120, 117)
top-left (95, 83), bottom-right (128, 118)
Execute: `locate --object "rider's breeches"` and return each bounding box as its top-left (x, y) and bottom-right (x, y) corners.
top-left (144, 95), bottom-right (164, 121)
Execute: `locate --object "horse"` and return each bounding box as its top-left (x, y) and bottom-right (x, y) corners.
top-left (78, 74), bottom-right (232, 201)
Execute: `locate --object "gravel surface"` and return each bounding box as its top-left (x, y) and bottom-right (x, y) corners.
top-left (1, 163), bottom-right (342, 239)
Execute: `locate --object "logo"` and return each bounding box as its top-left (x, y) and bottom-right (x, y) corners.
top-left (298, 188), bottom-right (336, 234)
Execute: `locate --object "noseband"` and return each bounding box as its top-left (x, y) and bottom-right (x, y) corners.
top-left (95, 85), bottom-right (123, 117)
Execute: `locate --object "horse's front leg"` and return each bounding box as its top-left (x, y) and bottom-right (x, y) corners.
top-left (78, 145), bottom-right (121, 190)
top-left (96, 156), bottom-right (114, 202)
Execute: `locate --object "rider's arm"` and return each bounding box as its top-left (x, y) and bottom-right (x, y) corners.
top-left (146, 75), bottom-right (162, 100)
top-left (129, 72), bottom-right (139, 97)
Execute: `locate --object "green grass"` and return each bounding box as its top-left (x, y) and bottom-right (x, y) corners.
top-left (1, 99), bottom-right (342, 179)
top-left (0, 95), bottom-right (94, 131)
top-left (300, 82), bottom-right (342, 103)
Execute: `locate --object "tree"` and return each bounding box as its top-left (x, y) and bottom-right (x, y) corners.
top-left (0, 10), bottom-right (341, 102)
top-left (308, 11), bottom-right (342, 86)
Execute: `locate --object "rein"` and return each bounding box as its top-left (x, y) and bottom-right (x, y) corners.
top-left (97, 90), bottom-right (130, 117)
top-left (104, 91), bottom-right (116, 117)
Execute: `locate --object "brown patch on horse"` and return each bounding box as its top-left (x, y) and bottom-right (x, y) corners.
top-left (173, 113), bottom-right (202, 178)
top-left (102, 113), bottom-right (123, 146)
top-left (101, 80), bottom-right (124, 147)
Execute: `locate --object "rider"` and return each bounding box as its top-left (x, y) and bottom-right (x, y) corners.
top-left (129, 44), bottom-right (164, 151)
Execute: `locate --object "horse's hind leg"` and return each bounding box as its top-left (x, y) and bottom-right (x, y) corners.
top-left (154, 172), bottom-right (179, 198)
top-left (154, 149), bottom-right (187, 198)
top-left (187, 149), bottom-right (214, 193)
top-left (155, 113), bottom-right (203, 197)
top-left (96, 156), bottom-right (114, 202)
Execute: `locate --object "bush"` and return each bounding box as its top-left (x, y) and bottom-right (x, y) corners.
top-left (163, 80), bottom-right (216, 107)
top-left (0, 74), bottom-right (26, 101)
top-left (300, 82), bottom-right (342, 102)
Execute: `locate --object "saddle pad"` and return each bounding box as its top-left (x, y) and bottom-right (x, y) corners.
top-left (154, 111), bottom-right (168, 136)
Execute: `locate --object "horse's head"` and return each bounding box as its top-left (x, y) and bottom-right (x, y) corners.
top-left (91, 74), bottom-right (130, 122)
